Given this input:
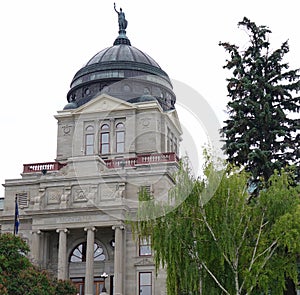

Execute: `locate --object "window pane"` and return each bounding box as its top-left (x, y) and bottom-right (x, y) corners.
top-left (86, 134), bottom-right (94, 145)
top-left (140, 286), bottom-right (151, 295)
top-left (101, 133), bottom-right (109, 143)
top-left (74, 249), bottom-right (82, 257)
top-left (117, 131), bottom-right (124, 142)
top-left (86, 146), bottom-right (94, 155)
top-left (140, 273), bottom-right (151, 285)
top-left (71, 242), bottom-right (105, 263)
top-left (101, 124), bottom-right (109, 130)
top-left (117, 143), bottom-right (124, 153)
top-left (140, 245), bottom-right (151, 256)
top-left (101, 144), bottom-right (109, 154)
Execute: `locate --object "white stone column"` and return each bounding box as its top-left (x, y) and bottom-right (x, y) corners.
top-left (31, 230), bottom-right (41, 265)
top-left (56, 228), bottom-right (68, 280)
top-left (112, 225), bottom-right (125, 295)
top-left (41, 232), bottom-right (49, 269)
top-left (84, 227), bottom-right (96, 295)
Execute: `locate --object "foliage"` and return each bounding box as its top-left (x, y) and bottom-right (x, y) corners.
top-left (219, 17), bottom-right (300, 183)
top-left (55, 279), bottom-right (79, 295)
top-left (132, 159), bottom-right (300, 295)
top-left (0, 233), bottom-right (77, 295)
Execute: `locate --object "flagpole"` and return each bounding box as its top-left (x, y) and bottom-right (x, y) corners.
top-left (13, 196), bottom-right (18, 236)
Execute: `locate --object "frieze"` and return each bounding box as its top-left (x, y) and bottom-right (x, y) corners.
top-left (99, 183), bottom-right (118, 200)
top-left (71, 185), bottom-right (98, 203)
top-left (46, 187), bottom-right (63, 204)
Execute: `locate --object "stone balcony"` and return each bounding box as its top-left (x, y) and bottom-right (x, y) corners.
top-left (22, 152), bottom-right (179, 173)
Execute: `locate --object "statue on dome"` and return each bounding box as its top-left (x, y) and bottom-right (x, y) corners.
top-left (114, 3), bottom-right (128, 32)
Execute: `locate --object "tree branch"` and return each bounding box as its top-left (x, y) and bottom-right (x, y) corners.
top-left (201, 262), bottom-right (231, 295)
top-left (199, 195), bottom-right (235, 272)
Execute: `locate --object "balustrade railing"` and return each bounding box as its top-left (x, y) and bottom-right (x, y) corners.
top-left (104, 152), bottom-right (178, 168)
top-left (23, 162), bottom-right (65, 173)
top-left (22, 153), bottom-right (178, 173)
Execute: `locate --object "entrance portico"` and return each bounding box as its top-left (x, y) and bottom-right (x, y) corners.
top-left (30, 224), bottom-right (124, 295)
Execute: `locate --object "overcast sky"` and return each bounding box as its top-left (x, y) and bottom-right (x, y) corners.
top-left (1, 0), bottom-right (300, 197)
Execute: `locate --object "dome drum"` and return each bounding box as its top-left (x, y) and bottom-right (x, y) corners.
top-left (66, 75), bottom-right (176, 110)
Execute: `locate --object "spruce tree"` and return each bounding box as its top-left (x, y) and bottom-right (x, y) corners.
top-left (219, 17), bottom-right (300, 183)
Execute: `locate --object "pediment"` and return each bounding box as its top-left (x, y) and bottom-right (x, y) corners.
top-left (166, 109), bottom-right (183, 134)
top-left (73, 94), bottom-right (136, 114)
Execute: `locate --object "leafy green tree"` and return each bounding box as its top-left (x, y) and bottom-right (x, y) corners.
top-left (132, 161), bottom-right (300, 294)
top-left (0, 233), bottom-right (77, 295)
top-left (219, 17), bottom-right (300, 183)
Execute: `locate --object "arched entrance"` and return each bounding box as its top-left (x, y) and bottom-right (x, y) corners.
top-left (69, 241), bottom-right (107, 295)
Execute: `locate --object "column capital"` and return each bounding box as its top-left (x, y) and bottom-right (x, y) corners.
top-left (112, 224), bottom-right (125, 231)
top-left (31, 230), bottom-right (42, 235)
top-left (56, 228), bottom-right (69, 233)
top-left (84, 226), bottom-right (96, 232)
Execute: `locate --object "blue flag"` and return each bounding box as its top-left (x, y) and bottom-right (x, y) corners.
top-left (14, 197), bottom-right (20, 235)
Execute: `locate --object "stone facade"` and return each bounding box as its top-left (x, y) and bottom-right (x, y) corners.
top-left (0, 93), bottom-right (182, 295)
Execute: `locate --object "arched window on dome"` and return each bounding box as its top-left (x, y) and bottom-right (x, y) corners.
top-left (100, 124), bottom-right (110, 154)
top-left (116, 122), bottom-right (125, 153)
top-left (70, 242), bottom-right (106, 262)
top-left (85, 125), bottom-right (94, 155)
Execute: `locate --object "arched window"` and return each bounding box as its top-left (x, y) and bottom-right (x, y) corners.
top-left (116, 122), bottom-right (125, 153)
top-left (85, 125), bottom-right (94, 155)
top-left (70, 242), bottom-right (106, 262)
top-left (100, 124), bottom-right (110, 154)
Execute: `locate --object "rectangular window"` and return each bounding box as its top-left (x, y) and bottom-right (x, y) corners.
top-left (139, 272), bottom-right (152, 295)
top-left (139, 237), bottom-right (152, 256)
top-left (85, 134), bottom-right (94, 155)
top-left (116, 131), bottom-right (125, 153)
top-left (101, 132), bottom-right (110, 154)
top-left (167, 128), bottom-right (171, 152)
top-left (170, 132), bottom-right (174, 152)
top-left (174, 137), bottom-right (178, 154)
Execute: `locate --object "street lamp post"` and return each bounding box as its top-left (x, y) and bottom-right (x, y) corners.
top-left (100, 272), bottom-right (108, 293)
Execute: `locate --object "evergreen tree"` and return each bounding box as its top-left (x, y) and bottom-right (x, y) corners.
top-left (219, 17), bottom-right (300, 183)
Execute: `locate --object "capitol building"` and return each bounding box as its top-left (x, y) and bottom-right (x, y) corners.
top-left (0, 6), bottom-right (182, 295)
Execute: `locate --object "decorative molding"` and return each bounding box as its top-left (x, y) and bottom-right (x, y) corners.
top-left (73, 187), bottom-right (88, 202)
top-left (140, 117), bottom-right (151, 129)
top-left (134, 258), bottom-right (155, 267)
top-left (116, 182), bottom-right (126, 199)
top-left (46, 187), bottom-right (63, 204)
top-left (62, 124), bottom-right (72, 136)
top-left (99, 184), bottom-right (117, 200)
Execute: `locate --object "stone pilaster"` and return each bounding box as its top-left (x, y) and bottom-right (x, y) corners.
top-left (31, 230), bottom-right (41, 265)
top-left (112, 224), bottom-right (125, 295)
top-left (84, 227), bottom-right (96, 295)
top-left (56, 228), bottom-right (68, 280)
